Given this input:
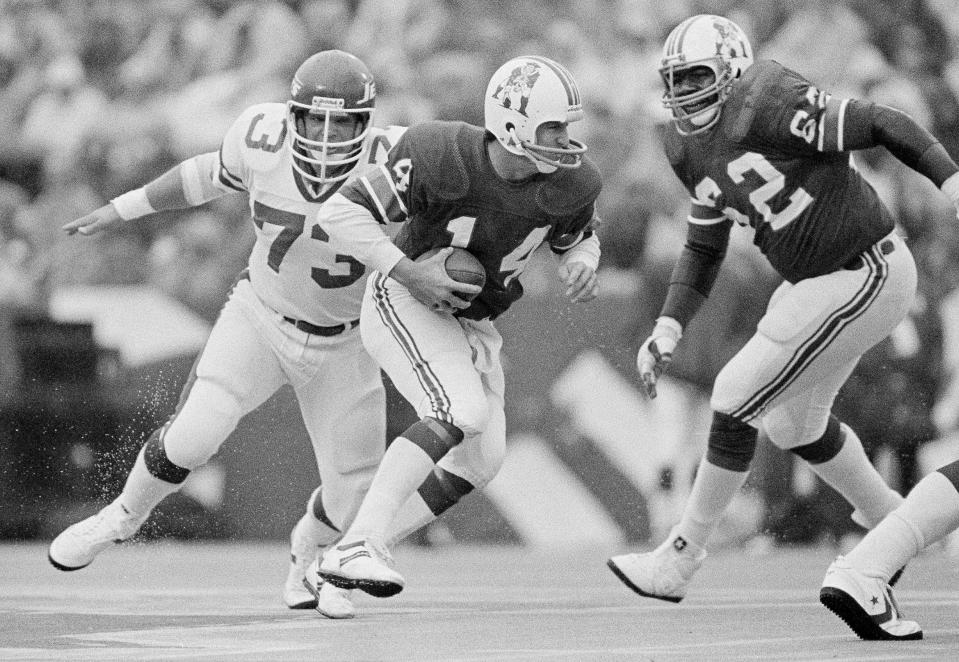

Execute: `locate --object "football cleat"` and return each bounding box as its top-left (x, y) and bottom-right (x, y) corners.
top-left (319, 538), bottom-right (405, 598)
top-left (283, 512), bottom-right (336, 609)
top-left (303, 560), bottom-right (355, 619)
top-left (820, 556), bottom-right (922, 640)
top-left (607, 527), bottom-right (706, 603)
top-left (282, 513), bottom-right (325, 609)
top-left (48, 500), bottom-right (145, 571)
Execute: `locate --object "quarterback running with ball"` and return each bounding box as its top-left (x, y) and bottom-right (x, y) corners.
top-left (47, 50), bottom-right (426, 619)
top-left (312, 55), bottom-right (602, 602)
top-left (606, 14), bottom-right (959, 641)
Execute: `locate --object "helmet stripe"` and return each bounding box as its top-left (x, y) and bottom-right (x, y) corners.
top-left (527, 56), bottom-right (580, 107)
top-left (669, 16), bottom-right (698, 58)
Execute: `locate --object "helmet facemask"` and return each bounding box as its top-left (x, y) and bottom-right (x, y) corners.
top-left (289, 102), bottom-right (371, 187)
top-left (287, 50), bottom-right (376, 192)
top-left (659, 14), bottom-right (754, 136)
top-left (660, 60), bottom-right (731, 135)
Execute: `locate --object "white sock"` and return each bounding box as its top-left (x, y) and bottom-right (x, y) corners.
top-left (807, 425), bottom-right (902, 526)
top-left (847, 471), bottom-right (959, 580)
top-left (845, 512), bottom-right (923, 582)
top-left (385, 493), bottom-right (437, 548)
top-left (117, 446), bottom-right (182, 519)
top-left (675, 457), bottom-right (749, 549)
top-left (343, 437), bottom-right (435, 542)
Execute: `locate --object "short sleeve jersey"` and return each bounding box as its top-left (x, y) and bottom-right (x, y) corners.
top-left (336, 120), bottom-right (602, 320)
top-left (663, 60), bottom-right (895, 282)
top-left (217, 102), bottom-right (406, 325)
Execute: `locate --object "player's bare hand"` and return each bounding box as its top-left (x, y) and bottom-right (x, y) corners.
top-left (559, 261), bottom-right (598, 303)
top-left (62, 204), bottom-right (123, 236)
top-left (635, 318), bottom-right (683, 399)
top-left (393, 249), bottom-right (481, 312)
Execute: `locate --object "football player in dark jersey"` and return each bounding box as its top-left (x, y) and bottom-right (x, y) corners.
top-left (605, 14), bottom-right (959, 641)
top-left (313, 55), bottom-right (602, 600)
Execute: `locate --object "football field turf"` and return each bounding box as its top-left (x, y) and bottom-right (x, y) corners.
top-left (2, 541), bottom-right (958, 660)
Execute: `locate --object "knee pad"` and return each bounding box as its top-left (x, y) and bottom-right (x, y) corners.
top-left (418, 467), bottom-right (475, 516)
top-left (404, 417), bottom-right (465, 463)
top-left (706, 412), bottom-right (758, 472)
top-left (143, 426), bottom-right (190, 484)
top-left (789, 415), bottom-right (843, 464)
top-left (937, 459), bottom-right (959, 492)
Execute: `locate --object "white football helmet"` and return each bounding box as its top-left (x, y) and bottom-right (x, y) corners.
top-left (660, 15), bottom-right (753, 135)
top-left (484, 55), bottom-right (587, 173)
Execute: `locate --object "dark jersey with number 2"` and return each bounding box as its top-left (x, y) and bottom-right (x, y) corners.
top-left (664, 60), bottom-right (895, 283)
top-left (338, 120), bottom-right (602, 320)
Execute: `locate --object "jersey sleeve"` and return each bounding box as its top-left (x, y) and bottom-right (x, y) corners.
top-left (739, 62), bottom-right (848, 156)
top-left (216, 110), bottom-right (259, 193)
top-left (337, 128), bottom-right (418, 225)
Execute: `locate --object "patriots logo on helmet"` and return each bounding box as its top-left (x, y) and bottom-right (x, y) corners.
top-left (490, 61), bottom-right (542, 117)
top-left (712, 19), bottom-right (746, 61)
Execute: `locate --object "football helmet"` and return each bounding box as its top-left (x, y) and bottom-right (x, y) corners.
top-left (660, 15), bottom-right (753, 135)
top-left (484, 55), bottom-right (587, 173)
top-left (288, 50), bottom-right (376, 188)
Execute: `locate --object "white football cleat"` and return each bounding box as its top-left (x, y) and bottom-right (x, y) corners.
top-left (607, 527), bottom-right (706, 603)
top-left (282, 514), bottom-right (325, 609)
top-left (303, 560), bottom-right (355, 619)
top-left (820, 556), bottom-right (922, 640)
top-left (48, 500), bottom-right (145, 571)
top-left (319, 538), bottom-right (405, 598)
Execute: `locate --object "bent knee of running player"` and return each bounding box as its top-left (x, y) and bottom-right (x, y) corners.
top-left (161, 379), bottom-right (248, 469)
top-left (706, 369), bottom-right (762, 472)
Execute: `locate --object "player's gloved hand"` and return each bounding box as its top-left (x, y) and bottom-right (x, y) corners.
top-left (62, 203), bottom-right (123, 236)
top-left (558, 260), bottom-right (598, 303)
top-left (941, 172), bottom-right (959, 221)
top-left (636, 316), bottom-right (682, 399)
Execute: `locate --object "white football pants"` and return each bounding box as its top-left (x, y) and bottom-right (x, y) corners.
top-left (360, 272), bottom-right (506, 489)
top-left (711, 231), bottom-right (917, 448)
top-left (161, 277), bottom-right (385, 528)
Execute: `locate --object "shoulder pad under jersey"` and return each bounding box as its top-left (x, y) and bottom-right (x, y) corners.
top-left (401, 121), bottom-right (474, 201)
top-left (365, 125), bottom-right (408, 164)
top-left (536, 156), bottom-right (602, 216)
top-left (224, 102), bottom-right (289, 173)
top-left (725, 60), bottom-right (799, 142)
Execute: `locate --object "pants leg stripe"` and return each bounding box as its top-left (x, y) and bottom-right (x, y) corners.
top-left (731, 245), bottom-right (889, 422)
top-left (370, 273), bottom-right (454, 424)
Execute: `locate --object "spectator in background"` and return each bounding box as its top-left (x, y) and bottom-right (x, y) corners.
top-left (20, 55), bottom-right (108, 184)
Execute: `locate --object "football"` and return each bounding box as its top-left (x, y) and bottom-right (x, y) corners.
top-left (418, 246), bottom-right (486, 299)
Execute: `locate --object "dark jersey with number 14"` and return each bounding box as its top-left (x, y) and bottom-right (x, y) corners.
top-left (337, 120), bottom-right (602, 320)
top-left (665, 60), bottom-right (895, 283)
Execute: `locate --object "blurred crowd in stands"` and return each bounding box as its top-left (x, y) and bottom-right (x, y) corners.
top-left (4, 0), bottom-right (959, 544)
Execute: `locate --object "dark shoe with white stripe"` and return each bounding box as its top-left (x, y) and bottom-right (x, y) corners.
top-left (319, 537), bottom-right (405, 598)
top-left (820, 556), bottom-right (922, 640)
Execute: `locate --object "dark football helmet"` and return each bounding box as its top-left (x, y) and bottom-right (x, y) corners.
top-left (288, 50), bottom-right (376, 187)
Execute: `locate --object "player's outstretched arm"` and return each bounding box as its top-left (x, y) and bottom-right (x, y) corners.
top-left (62, 203), bottom-right (124, 236)
top-left (61, 152), bottom-right (229, 237)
